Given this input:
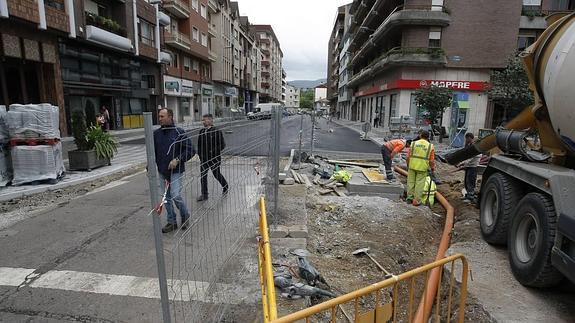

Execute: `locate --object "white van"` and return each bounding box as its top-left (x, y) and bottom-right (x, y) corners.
top-left (248, 103), bottom-right (282, 120)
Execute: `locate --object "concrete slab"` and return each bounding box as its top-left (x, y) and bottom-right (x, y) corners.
top-left (270, 225), bottom-right (290, 238)
top-left (270, 238), bottom-right (307, 251)
top-left (346, 171), bottom-right (404, 199)
top-left (287, 224), bottom-right (308, 238)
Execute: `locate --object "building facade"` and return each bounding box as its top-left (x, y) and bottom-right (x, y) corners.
top-left (336, 0), bottom-right (573, 137)
top-left (250, 25), bottom-right (283, 103)
top-left (327, 5), bottom-right (349, 114)
top-left (285, 84), bottom-right (300, 108)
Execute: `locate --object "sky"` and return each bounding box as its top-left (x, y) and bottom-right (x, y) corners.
top-left (238, 0), bottom-right (352, 81)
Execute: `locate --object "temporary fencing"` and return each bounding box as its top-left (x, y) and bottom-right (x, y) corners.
top-left (144, 109), bottom-right (282, 322)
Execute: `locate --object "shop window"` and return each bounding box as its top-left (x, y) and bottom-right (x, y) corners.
top-left (390, 94), bottom-right (398, 119)
top-left (225, 96), bottom-right (230, 107)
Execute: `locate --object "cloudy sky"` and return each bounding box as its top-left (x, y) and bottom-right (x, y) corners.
top-left (238, 0), bottom-right (351, 81)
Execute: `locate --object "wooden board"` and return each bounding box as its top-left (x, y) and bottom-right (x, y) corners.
top-left (290, 169), bottom-right (302, 184)
top-left (327, 160), bottom-right (380, 168)
top-left (334, 187), bottom-right (347, 197)
top-left (362, 168), bottom-right (387, 183)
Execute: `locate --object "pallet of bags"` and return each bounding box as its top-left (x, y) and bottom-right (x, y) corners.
top-left (0, 141), bottom-right (12, 186)
top-left (7, 103), bottom-right (61, 139)
top-left (0, 105), bottom-right (8, 141)
top-left (11, 142), bottom-right (65, 186)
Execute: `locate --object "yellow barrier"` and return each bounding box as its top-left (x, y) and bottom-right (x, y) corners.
top-left (269, 253), bottom-right (469, 323)
top-left (258, 196), bottom-right (277, 321)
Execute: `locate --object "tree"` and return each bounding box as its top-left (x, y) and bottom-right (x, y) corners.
top-left (414, 85), bottom-right (453, 142)
top-left (488, 54), bottom-right (534, 124)
top-left (299, 90), bottom-right (314, 109)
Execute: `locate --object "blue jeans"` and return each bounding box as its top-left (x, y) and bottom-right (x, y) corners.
top-left (161, 172), bottom-right (190, 225)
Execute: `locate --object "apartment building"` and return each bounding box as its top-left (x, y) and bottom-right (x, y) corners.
top-left (161, 0), bottom-right (212, 123)
top-left (338, 0), bottom-right (573, 137)
top-left (250, 25), bottom-right (283, 103)
top-left (327, 4), bottom-right (349, 114)
top-left (238, 15), bottom-right (262, 113)
top-left (285, 84), bottom-right (300, 109)
top-left (281, 68), bottom-right (287, 105)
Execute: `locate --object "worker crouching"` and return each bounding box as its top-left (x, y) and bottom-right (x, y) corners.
top-left (406, 130), bottom-right (436, 206)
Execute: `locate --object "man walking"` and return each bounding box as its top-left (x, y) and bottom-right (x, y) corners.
top-left (381, 138), bottom-right (411, 180)
top-left (154, 108), bottom-right (194, 233)
top-left (456, 133), bottom-right (480, 203)
top-left (406, 130), bottom-right (436, 206)
top-left (197, 114), bottom-right (228, 201)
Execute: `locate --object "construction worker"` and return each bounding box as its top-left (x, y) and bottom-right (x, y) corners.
top-left (406, 130), bottom-right (436, 206)
top-left (422, 174), bottom-right (437, 206)
top-left (381, 138), bottom-right (411, 180)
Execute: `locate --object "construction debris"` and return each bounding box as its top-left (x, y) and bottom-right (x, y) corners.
top-left (326, 160), bottom-right (379, 168)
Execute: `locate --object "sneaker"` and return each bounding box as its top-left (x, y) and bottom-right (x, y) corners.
top-left (162, 223), bottom-right (177, 233)
top-left (197, 195), bottom-right (208, 202)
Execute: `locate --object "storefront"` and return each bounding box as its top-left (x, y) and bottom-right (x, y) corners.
top-left (60, 42), bottom-right (160, 132)
top-left (213, 83), bottom-right (238, 118)
top-left (200, 83), bottom-right (213, 118)
top-left (354, 76), bottom-right (490, 136)
top-left (163, 75), bottom-right (195, 124)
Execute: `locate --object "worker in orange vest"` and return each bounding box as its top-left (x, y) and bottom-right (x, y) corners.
top-left (381, 138), bottom-right (412, 180)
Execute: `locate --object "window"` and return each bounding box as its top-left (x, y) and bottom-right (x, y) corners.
top-left (389, 94), bottom-right (398, 124)
top-left (431, 0), bottom-right (444, 11)
top-left (234, 48), bottom-right (239, 59)
top-left (192, 0), bottom-right (198, 10)
top-left (201, 4), bottom-right (207, 19)
top-left (192, 27), bottom-right (199, 42)
top-left (183, 56), bottom-right (190, 71)
top-left (85, 0), bottom-right (107, 16)
top-left (201, 33), bottom-right (207, 47)
top-left (169, 53), bottom-right (178, 68)
top-left (193, 60), bottom-right (199, 73)
top-left (518, 33), bottom-right (537, 50)
top-left (429, 27), bottom-right (442, 48)
top-left (138, 19), bottom-right (155, 46)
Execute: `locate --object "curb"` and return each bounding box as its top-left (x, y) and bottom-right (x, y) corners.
top-left (0, 162), bottom-right (145, 202)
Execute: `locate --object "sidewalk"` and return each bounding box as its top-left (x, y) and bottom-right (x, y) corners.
top-left (331, 119), bottom-right (387, 146)
top-left (0, 117), bottom-right (246, 202)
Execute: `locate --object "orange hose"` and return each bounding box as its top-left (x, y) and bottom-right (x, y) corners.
top-left (394, 166), bottom-right (455, 323)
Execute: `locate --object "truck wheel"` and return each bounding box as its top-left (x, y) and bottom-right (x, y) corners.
top-left (508, 193), bottom-right (563, 287)
top-left (480, 173), bottom-right (521, 245)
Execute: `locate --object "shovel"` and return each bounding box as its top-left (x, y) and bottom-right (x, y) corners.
top-left (352, 247), bottom-right (393, 278)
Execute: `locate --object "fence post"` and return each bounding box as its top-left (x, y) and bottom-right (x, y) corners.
top-left (310, 109), bottom-right (315, 157)
top-left (297, 114), bottom-right (303, 168)
top-left (272, 107), bottom-right (281, 218)
top-left (144, 112), bottom-right (172, 323)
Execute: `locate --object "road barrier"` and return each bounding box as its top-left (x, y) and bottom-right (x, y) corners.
top-left (265, 254), bottom-right (468, 323)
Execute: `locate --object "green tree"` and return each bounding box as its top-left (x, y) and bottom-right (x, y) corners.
top-left (299, 90), bottom-right (314, 109)
top-left (414, 85), bottom-right (453, 142)
top-left (488, 55), bottom-right (534, 124)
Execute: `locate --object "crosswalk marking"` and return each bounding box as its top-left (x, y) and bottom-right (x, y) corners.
top-left (0, 266), bottom-right (253, 304)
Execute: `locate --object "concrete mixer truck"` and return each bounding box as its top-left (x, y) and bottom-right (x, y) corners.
top-left (444, 12), bottom-right (575, 288)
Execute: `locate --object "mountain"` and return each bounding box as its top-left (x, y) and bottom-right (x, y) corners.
top-left (288, 79), bottom-right (327, 89)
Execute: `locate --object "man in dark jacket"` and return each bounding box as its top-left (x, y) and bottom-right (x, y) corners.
top-left (154, 108), bottom-right (195, 233)
top-left (197, 114), bottom-right (228, 201)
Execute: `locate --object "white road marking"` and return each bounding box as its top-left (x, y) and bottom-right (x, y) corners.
top-left (0, 267), bottom-right (251, 304)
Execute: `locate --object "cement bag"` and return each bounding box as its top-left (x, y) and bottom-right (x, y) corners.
top-left (0, 143), bottom-right (12, 186)
top-left (11, 142), bottom-right (65, 185)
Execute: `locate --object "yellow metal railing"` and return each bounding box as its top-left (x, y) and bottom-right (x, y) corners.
top-left (258, 196), bottom-right (277, 321)
top-left (263, 253), bottom-right (468, 323)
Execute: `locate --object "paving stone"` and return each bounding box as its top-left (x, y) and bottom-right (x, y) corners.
top-left (282, 178), bottom-right (295, 185)
top-left (270, 238), bottom-right (307, 250)
top-left (287, 225), bottom-right (308, 238)
top-left (269, 225), bottom-right (289, 238)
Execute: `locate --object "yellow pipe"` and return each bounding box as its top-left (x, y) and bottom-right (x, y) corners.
top-left (258, 240), bottom-right (271, 322)
top-left (259, 196), bottom-right (278, 320)
top-left (271, 254), bottom-right (468, 323)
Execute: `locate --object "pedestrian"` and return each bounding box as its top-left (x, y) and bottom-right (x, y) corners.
top-left (381, 138), bottom-right (410, 180)
top-left (197, 114), bottom-right (229, 201)
top-left (456, 133), bottom-right (480, 203)
top-left (406, 130), bottom-right (436, 206)
top-left (154, 108), bottom-right (194, 233)
top-left (99, 106), bottom-right (110, 131)
top-left (373, 116), bottom-right (379, 128)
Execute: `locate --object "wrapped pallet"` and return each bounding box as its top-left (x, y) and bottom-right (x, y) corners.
top-left (0, 105), bottom-right (8, 141)
top-left (0, 142), bottom-right (12, 186)
top-left (7, 104), bottom-right (61, 139)
top-left (11, 142), bottom-right (65, 186)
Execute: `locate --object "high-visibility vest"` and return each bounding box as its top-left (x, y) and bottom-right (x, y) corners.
top-left (409, 139), bottom-right (433, 171)
top-left (422, 176), bottom-right (437, 206)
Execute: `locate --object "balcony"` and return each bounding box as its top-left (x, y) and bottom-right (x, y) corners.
top-left (350, 5), bottom-right (451, 65)
top-left (261, 82), bottom-right (270, 88)
top-left (348, 47), bottom-right (447, 87)
top-left (208, 49), bottom-right (217, 62)
top-left (165, 30), bottom-right (192, 51)
top-left (208, 23), bottom-right (217, 37)
top-left (259, 38), bottom-right (270, 45)
top-left (262, 49), bottom-right (270, 56)
top-left (261, 71), bottom-right (270, 77)
top-left (163, 0), bottom-right (190, 19)
top-left (262, 60), bottom-right (270, 67)
top-left (208, 0), bottom-right (219, 13)
top-left (85, 12), bottom-right (127, 37)
top-left (158, 11), bottom-right (171, 26)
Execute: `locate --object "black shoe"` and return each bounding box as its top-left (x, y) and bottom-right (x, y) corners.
top-left (181, 224), bottom-right (187, 230)
top-left (197, 195), bottom-right (208, 202)
top-left (162, 223), bottom-right (177, 233)
top-left (223, 186), bottom-right (229, 194)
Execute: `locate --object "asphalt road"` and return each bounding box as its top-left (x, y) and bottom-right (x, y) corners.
top-left (123, 115), bottom-right (381, 157)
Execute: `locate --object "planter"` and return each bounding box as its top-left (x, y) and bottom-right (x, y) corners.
top-left (68, 150), bottom-right (110, 171)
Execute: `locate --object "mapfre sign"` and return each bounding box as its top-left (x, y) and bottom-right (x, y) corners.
top-left (400, 79), bottom-right (489, 91)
